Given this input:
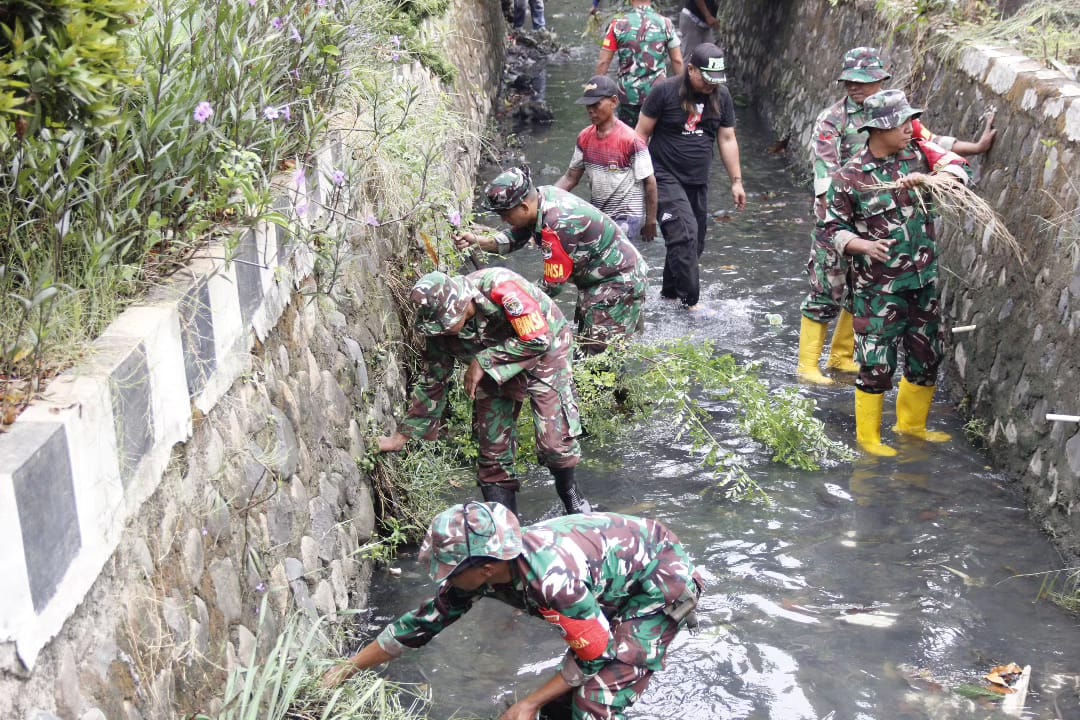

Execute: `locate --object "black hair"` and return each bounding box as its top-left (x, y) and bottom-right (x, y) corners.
top-left (450, 555), bottom-right (498, 577)
top-left (679, 64), bottom-right (722, 118)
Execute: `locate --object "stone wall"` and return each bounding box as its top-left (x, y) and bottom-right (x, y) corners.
top-left (0, 1), bottom-right (505, 717)
top-left (719, 0), bottom-right (1080, 555)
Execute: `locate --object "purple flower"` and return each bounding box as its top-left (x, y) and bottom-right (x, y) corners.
top-left (365, 214), bottom-right (379, 227)
top-left (290, 26), bottom-right (302, 43)
top-left (317, 0), bottom-right (328, 6)
top-left (248, 0), bottom-right (256, 6)
top-left (391, 52), bottom-right (400, 62)
top-left (271, 16), bottom-right (284, 30)
top-left (332, 170), bottom-right (346, 186)
top-left (193, 101), bottom-right (213, 123)
top-left (255, 582), bottom-right (267, 593)
top-left (280, 105), bottom-right (292, 121)
top-left (263, 105), bottom-right (280, 120)
top-left (391, 35), bottom-right (401, 48)
top-left (448, 209), bottom-right (462, 227)
top-left (201, 527), bottom-right (209, 536)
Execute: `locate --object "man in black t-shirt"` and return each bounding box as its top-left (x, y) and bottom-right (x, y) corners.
top-left (636, 43), bottom-right (745, 309)
top-left (679, 0), bottom-right (719, 59)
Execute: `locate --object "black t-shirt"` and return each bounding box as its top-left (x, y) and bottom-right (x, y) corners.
top-left (683, 0), bottom-right (720, 22)
top-left (641, 75), bottom-right (735, 186)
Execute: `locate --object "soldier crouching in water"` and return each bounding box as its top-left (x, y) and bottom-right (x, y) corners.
top-left (375, 268), bottom-right (591, 515)
top-left (321, 502), bottom-right (704, 720)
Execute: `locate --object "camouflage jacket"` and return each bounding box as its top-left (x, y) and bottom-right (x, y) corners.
top-left (822, 140), bottom-right (970, 295)
top-left (377, 513), bottom-right (702, 680)
top-left (601, 6), bottom-right (680, 106)
top-left (399, 267), bottom-right (569, 440)
top-left (812, 97), bottom-right (956, 197)
top-left (494, 186), bottom-right (647, 299)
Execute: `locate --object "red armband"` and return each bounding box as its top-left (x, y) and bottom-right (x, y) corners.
top-left (538, 607), bottom-right (610, 662)
top-left (490, 280), bottom-right (549, 342)
top-left (541, 227), bottom-right (574, 285)
top-left (601, 26), bottom-right (617, 51)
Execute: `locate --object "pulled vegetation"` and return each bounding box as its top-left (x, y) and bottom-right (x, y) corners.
top-left (0, 0), bottom-right (458, 427)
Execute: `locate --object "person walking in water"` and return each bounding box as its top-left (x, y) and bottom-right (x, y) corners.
top-left (677, 0), bottom-right (720, 60)
top-left (556, 75), bottom-right (658, 244)
top-left (635, 42), bottom-right (745, 311)
top-left (822, 90), bottom-right (970, 456)
top-left (456, 165), bottom-right (648, 354)
top-left (797, 47), bottom-right (996, 384)
top-left (322, 502), bottom-right (703, 720)
top-left (594, 0), bottom-right (683, 129)
top-left (374, 268), bottom-right (590, 515)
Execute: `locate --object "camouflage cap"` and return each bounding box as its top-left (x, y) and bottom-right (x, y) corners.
top-left (857, 89), bottom-right (923, 131)
top-left (483, 166), bottom-right (532, 212)
top-left (410, 271), bottom-right (477, 335)
top-left (837, 47), bottom-right (891, 84)
top-left (419, 502), bottom-right (523, 582)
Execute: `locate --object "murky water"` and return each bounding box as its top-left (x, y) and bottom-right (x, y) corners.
top-left (364, 4), bottom-right (1080, 718)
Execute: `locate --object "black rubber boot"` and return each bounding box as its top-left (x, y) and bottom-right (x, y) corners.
top-left (550, 467), bottom-right (590, 514)
top-left (480, 484), bottom-right (518, 516)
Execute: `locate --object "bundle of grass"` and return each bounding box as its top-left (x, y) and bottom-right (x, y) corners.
top-left (870, 173), bottom-right (1025, 264)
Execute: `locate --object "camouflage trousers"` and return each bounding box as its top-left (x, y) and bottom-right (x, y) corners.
top-left (474, 326), bottom-right (581, 488)
top-left (575, 279), bottom-right (647, 355)
top-left (852, 283), bottom-right (943, 393)
top-left (542, 614), bottom-right (681, 720)
top-left (800, 227), bottom-right (852, 322)
top-left (616, 103), bottom-right (642, 130)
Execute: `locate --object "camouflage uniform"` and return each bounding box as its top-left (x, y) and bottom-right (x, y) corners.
top-left (822, 91), bottom-right (970, 393)
top-left (801, 47), bottom-right (959, 323)
top-left (600, 5), bottom-right (680, 128)
top-left (379, 509), bottom-right (704, 720)
top-left (489, 175), bottom-right (648, 353)
top-left (400, 268), bottom-right (581, 489)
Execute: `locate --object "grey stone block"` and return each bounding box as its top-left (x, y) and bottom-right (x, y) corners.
top-left (3, 422), bottom-right (81, 612)
top-left (110, 342), bottom-right (154, 484)
top-left (209, 558), bottom-right (242, 627)
top-left (163, 592), bottom-right (190, 648)
top-left (309, 497), bottom-right (338, 561)
top-left (80, 710), bottom-right (107, 720)
top-left (236, 624), bottom-right (257, 667)
top-left (266, 492), bottom-right (297, 549)
top-left (274, 196), bottom-right (294, 265)
top-left (179, 279), bottom-right (216, 397)
top-left (284, 557), bottom-right (305, 584)
top-left (301, 536), bottom-right (320, 576)
top-left (235, 229), bottom-right (264, 326)
top-left (183, 527), bottom-right (205, 584)
top-left (313, 580), bottom-right (336, 617)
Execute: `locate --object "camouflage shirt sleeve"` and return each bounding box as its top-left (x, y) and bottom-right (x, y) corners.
top-left (821, 170), bottom-right (863, 256)
top-left (474, 278), bottom-right (556, 383)
top-left (493, 225), bottom-right (534, 254)
top-left (398, 340), bottom-right (456, 440)
top-left (375, 584), bottom-right (476, 657)
top-left (812, 108), bottom-right (844, 197)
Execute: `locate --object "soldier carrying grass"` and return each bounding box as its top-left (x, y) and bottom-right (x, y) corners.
top-left (821, 90), bottom-right (971, 457)
top-left (375, 268), bottom-right (590, 515)
top-left (322, 501), bottom-right (703, 720)
top-left (456, 166), bottom-right (648, 355)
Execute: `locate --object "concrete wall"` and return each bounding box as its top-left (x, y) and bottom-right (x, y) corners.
top-left (720, 0), bottom-right (1080, 555)
top-left (0, 1), bottom-right (505, 717)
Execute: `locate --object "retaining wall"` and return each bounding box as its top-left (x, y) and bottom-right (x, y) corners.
top-left (719, 0), bottom-right (1080, 555)
top-left (0, 1), bottom-right (505, 717)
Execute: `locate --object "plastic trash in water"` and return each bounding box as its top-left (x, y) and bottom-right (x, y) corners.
top-left (765, 313), bottom-right (783, 326)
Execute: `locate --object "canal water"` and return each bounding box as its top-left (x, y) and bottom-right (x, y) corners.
top-left (364, 3), bottom-right (1080, 718)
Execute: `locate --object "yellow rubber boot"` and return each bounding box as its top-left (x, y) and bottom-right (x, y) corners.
top-left (855, 389), bottom-right (897, 457)
top-left (825, 309), bottom-right (861, 373)
top-left (893, 378), bottom-right (952, 442)
top-left (797, 317), bottom-right (834, 385)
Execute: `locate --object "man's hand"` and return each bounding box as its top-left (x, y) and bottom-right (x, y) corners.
top-left (707, 15), bottom-right (720, 27)
top-left (896, 172), bottom-right (929, 190)
top-left (850, 237), bottom-right (895, 263)
top-left (975, 110), bottom-right (996, 154)
top-left (455, 232), bottom-right (498, 253)
top-left (731, 181), bottom-right (747, 210)
top-left (464, 358), bottom-right (486, 399)
top-left (377, 432), bottom-right (409, 453)
top-left (320, 661), bottom-right (357, 690)
top-left (641, 219), bottom-right (657, 242)
top-left (499, 699), bottom-right (542, 720)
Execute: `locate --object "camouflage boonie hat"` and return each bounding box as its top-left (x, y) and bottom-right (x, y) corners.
top-left (419, 502), bottom-right (524, 582)
top-left (857, 89), bottom-right (923, 131)
top-left (483, 166), bottom-right (532, 212)
top-left (410, 271), bottom-right (477, 335)
top-left (837, 47), bottom-right (891, 83)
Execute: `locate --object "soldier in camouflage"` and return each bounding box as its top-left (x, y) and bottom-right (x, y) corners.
top-left (322, 502), bottom-right (704, 720)
top-left (594, 0), bottom-right (683, 128)
top-left (822, 90), bottom-right (971, 457)
top-left (797, 47), bottom-right (996, 385)
top-left (375, 268), bottom-right (590, 515)
top-left (456, 166), bottom-right (649, 355)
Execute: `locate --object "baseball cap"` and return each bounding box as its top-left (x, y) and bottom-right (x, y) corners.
top-left (419, 502), bottom-right (524, 582)
top-left (837, 47), bottom-right (891, 83)
top-left (575, 75), bottom-right (620, 105)
top-left (687, 43), bottom-right (727, 84)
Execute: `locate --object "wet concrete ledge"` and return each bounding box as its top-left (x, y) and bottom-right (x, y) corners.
top-left (719, 0), bottom-right (1080, 556)
top-left (0, 1), bottom-right (505, 717)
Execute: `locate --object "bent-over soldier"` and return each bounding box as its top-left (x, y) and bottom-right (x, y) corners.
top-left (457, 166), bottom-right (648, 355)
top-left (822, 90), bottom-right (971, 456)
top-left (322, 502), bottom-right (704, 720)
top-left (376, 268), bottom-right (590, 514)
